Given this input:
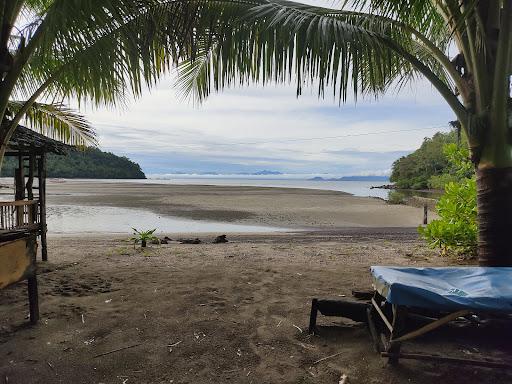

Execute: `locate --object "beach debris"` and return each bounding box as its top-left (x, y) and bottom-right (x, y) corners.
top-left (292, 324), bottom-right (303, 333)
top-left (150, 238), bottom-right (160, 245)
top-left (339, 373), bottom-right (348, 384)
top-left (276, 319), bottom-right (283, 327)
top-left (47, 361), bottom-right (54, 370)
top-left (213, 234), bottom-right (228, 244)
top-left (194, 331), bottom-right (206, 340)
top-left (179, 238), bottom-right (202, 244)
top-left (84, 338), bottom-right (95, 345)
top-left (81, 314), bottom-right (85, 324)
top-left (105, 299), bottom-right (112, 303)
top-left (93, 343), bottom-right (142, 358)
top-left (168, 340), bottom-right (182, 353)
top-left (312, 351), bottom-right (343, 365)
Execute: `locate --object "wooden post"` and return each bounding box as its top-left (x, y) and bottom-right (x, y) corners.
top-left (309, 298), bottom-right (318, 334)
top-left (38, 154), bottom-right (48, 261)
top-left (423, 205), bottom-right (428, 225)
top-left (15, 156), bottom-right (25, 227)
top-left (27, 154), bottom-right (34, 200)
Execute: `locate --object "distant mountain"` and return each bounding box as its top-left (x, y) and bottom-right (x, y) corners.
top-left (310, 175), bottom-right (389, 181)
top-left (2, 147), bottom-right (146, 179)
top-left (251, 170), bottom-right (283, 175)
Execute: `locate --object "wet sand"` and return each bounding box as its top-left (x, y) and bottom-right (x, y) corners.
top-left (45, 180), bottom-right (429, 229)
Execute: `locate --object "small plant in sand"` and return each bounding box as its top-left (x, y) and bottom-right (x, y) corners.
top-left (131, 228), bottom-right (158, 248)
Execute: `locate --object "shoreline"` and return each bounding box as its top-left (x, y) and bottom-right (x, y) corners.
top-left (44, 180), bottom-right (428, 231)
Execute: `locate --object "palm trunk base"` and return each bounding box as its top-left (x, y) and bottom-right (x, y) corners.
top-left (477, 167), bottom-right (512, 266)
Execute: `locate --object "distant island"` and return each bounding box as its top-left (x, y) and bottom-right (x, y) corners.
top-left (2, 147), bottom-right (146, 179)
top-left (309, 175), bottom-right (389, 181)
top-left (250, 170), bottom-right (283, 175)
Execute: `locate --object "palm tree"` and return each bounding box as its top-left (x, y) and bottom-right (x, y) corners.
top-left (0, 0), bottom-right (228, 160)
top-left (175, 0), bottom-right (512, 267)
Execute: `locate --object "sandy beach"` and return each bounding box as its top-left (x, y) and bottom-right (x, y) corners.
top-left (0, 181), bottom-right (509, 384)
top-left (45, 180), bottom-right (428, 229)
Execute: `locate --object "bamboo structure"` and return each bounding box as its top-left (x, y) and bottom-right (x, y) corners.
top-left (0, 124), bottom-right (70, 323)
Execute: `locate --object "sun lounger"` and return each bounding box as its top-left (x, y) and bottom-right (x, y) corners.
top-left (309, 266), bottom-right (512, 368)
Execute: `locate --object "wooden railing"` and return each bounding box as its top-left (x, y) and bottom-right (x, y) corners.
top-left (0, 200), bottom-right (40, 231)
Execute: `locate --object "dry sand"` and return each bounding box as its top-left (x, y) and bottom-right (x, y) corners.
top-left (0, 181), bottom-right (509, 384)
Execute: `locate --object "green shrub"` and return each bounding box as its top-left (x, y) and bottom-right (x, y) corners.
top-left (387, 191), bottom-right (407, 205)
top-left (131, 228), bottom-right (158, 248)
top-left (419, 144), bottom-right (477, 258)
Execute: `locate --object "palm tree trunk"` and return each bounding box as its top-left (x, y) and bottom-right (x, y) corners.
top-left (477, 167), bottom-right (512, 266)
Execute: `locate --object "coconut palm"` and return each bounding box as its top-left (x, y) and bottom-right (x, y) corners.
top-left (175, 0), bottom-right (512, 266)
top-left (0, 0), bottom-right (230, 160)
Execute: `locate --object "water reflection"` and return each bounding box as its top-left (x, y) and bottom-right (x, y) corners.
top-left (47, 205), bottom-right (289, 234)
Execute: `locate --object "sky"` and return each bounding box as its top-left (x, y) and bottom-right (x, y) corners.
top-left (78, 76), bottom-right (456, 177)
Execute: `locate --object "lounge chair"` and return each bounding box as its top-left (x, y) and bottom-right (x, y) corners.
top-left (309, 266), bottom-right (512, 368)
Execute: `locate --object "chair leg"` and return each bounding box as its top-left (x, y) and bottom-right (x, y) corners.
top-left (367, 306), bottom-right (382, 352)
top-left (387, 305), bottom-right (406, 365)
top-left (309, 298), bottom-right (318, 334)
top-left (27, 276), bottom-right (39, 324)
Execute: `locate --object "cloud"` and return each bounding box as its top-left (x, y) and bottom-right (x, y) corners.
top-left (75, 75), bottom-right (455, 175)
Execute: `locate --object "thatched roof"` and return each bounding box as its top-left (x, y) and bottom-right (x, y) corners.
top-left (6, 125), bottom-right (71, 155)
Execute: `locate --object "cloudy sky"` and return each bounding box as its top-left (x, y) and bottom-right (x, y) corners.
top-left (78, 76), bottom-right (455, 177)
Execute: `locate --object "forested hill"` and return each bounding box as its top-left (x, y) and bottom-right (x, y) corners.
top-left (2, 148), bottom-right (146, 179)
top-left (390, 130), bottom-right (463, 189)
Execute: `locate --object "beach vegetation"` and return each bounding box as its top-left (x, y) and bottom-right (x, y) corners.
top-left (390, 130), bottom-right (464, 190)
top-left (131, 228), bottom-right (158, 248)
top-left (387, 191), bottom-right (407, 205)
top-left (419, 145), bottom-right (477, 258)
top-left (1, 147), bottom-right (145, 179)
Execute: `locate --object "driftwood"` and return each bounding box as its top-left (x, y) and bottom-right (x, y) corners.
top-left (213, 234), bottom-right (228, 243)
top-left (179, 238), bottom-right (202, 244)
top-left (93, 343), bottom-right (142, 358)
top-left (312, 351), bottom-right (343, 365)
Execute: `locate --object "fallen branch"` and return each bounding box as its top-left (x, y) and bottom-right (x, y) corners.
top-left (169, 340), bottom-right (182, 347)
top-left (93, 343), bottom-right (142, 358)
top-left (312, 351), bottom-right (343, 365)
top-left (292, 324), bottom-right (303, 333)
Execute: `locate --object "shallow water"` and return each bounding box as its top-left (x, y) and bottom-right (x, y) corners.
top-left (47, 204), bottom-right (289, 234)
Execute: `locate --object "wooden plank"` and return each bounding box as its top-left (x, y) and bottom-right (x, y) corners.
top-left (0, 200), bottom-right (38, 207)
top-left (391, 309), bottom-right (471, 344)
top-left (0, 235), bottom-right (37, 289)
top-left (381, 352), bottom-right (512, 369)
top-left (371, 298), bottom-right (393, 332)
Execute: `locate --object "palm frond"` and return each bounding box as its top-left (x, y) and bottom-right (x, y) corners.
top-left (7, 101), bottom-right (97, 147)
top-left (175, 0), bottom-right (455, 103)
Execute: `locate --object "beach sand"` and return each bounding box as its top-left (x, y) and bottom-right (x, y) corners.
top-left (0, 182), bottom-right (509, 384)
top-left (45, 180), bottom-right (429, 229)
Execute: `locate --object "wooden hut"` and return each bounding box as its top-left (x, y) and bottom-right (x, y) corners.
top-left (0, 124), bottom-right (70, 324)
